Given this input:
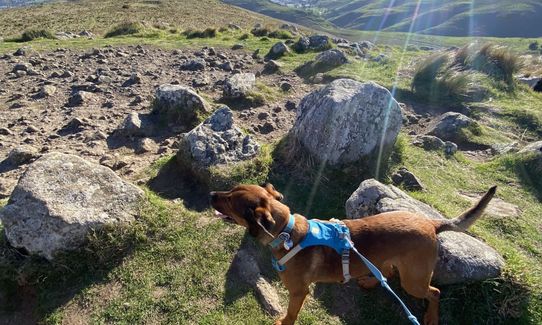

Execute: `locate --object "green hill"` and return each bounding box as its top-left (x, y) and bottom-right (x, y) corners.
top-left (224, 0), bottom-right (542, 38)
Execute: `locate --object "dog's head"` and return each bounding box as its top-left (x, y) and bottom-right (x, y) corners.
top-left (210, 183), bottom-right (287, 242)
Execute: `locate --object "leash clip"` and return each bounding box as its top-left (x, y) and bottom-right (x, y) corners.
top-left (278, 232), bottom-right (292, 250)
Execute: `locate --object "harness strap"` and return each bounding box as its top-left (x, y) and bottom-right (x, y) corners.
top-left (346, 237), bottom-right (420, 325)
top-left (269, 214), bottom-right (295, 249)
top-left (341, 249), bottom-right (351, 283)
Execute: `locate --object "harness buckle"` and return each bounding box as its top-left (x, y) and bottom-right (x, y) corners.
top-left (278, 232), bottom-right (290, 242)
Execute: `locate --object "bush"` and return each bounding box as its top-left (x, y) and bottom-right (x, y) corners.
top-left (183, 28), bottom-right (217, 39)
top-left (468, 43), bottom-right (522, 86)
top-left (529, 41), bottom-right (539, 51)
top-left (251, 26), bottom-right (271, 37)
top-left (105, 22), bottom-right (144, 38)
top-left (268, 30), bottom-right (293, 39)
top-left (411, 53), bottom-right (473, 102)
top-left (20, 29), bottom-right (55, 42)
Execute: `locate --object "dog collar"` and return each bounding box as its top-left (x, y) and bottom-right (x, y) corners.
top-left (269, 214), bottom-right (295, 249)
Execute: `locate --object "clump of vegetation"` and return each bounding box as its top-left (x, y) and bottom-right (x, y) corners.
top-left (411, 53), bottom-right (473, 102)
top-left (238, 33), bottom-right (250, 40)
top-left (183, 27), bottom-right (217, 39)
top-left (268, 29), bottom-right (293, 39)
top-left (467, 43), bottom-right (523, 87)
top-left (104, 22), bottom-right (144, 38)
top-left (528, 41), bottom-right (539, 51)
top-left (19, 29), bottom-right (56, 42)
top-left (251, 25), bottom-right (272, 37)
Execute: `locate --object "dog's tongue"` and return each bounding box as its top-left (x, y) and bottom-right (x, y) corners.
top-left (214, 210), bottom-right (229, 219)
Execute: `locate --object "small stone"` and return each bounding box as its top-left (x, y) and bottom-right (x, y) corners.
top-left (280, 81), bottom-right (292, 92)
top-left (6, 145), bottom-right (39, 166)
top-left (134, 138), bottom-right (158, 154)
top-left (285, 100), bottom-right (296, 110)
top-left (444, 141), bottom-right (458, 155)
top-left (391, 167), bottom-right (424, 191)
top-left (38, 85), bottom-right (57, 98)
top-left (0, 127), bottom-right (13, 136)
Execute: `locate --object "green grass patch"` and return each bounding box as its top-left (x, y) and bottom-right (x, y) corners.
top-left (104, 22), bottom-right (145, 38)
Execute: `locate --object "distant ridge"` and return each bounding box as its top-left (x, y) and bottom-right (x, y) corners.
top-left (223, 0), bottom-right (542, 38)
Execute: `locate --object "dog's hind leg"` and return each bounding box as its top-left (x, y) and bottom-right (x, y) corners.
top-left (397, 260), bottom-right (440, 325)
top-left (357, 260), bottom-right (394, 289)
top-left (275, 285), bottom-right (310, 325)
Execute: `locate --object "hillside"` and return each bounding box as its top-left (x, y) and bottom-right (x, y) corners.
top-left (0, 0), bottom-right (283, 38)
top-left (224, 0), bottom-right (542, 38)
top-left (1, 0), bottom-right (542, 324)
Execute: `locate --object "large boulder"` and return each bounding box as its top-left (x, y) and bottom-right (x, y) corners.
top-left (291, 79), bottom-right (402, 167)
top-left (0, 153), bottom-right (144, 260)
top-left (265, 42), bottom-right (289, 60)
top-left (295, 49), bottom-right (348, 76)
top-left (293, 35), bottom-right (331, 53)
top-left (223, 73), bottom-right (256, 99)
top-left (345, 179), bottom-right (504, 285)
top-left (153, 84), bottom-right (208, 131)
top-left (428, 112), bottom-right (475, 143)
top-left (176, 106), bottom-right (260, 187)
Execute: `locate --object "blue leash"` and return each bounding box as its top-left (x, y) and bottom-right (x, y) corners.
top-left (346, 237), bottom-right (420, 325)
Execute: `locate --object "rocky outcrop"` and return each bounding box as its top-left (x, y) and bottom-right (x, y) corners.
top-left (265, 42), bottom-right (289, 60)
top-left (428, 112), bottom-right (475, 143)
top-left (345, 179), bottom-right (504, 285)
top-left (153, 84), bottom-right (208, 131)
top-left (291, 79), bottom-right (402, 167)
top-left (295, 49), bottom-right (348, 76)
top-left (223, 73), bottom-right (256, 99)
top-left (176, 107), bottom-right (260, 187)
top-left (0, 153), bottom-right (144, 260)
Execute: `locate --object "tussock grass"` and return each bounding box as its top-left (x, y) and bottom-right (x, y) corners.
top-left (468, 43), bottom-right (523, 87)
top-left (104, 22), bottom-right (144, 38)
top-left (268, 29), bottom-right (293, 39)
top-left (183, 27), bottom-right (217, 39)
top-left (19, 29), bottom-right (56, 42)
top-left (411, 53), bottom-right (473, 102)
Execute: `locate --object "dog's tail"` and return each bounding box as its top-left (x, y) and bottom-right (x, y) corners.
top-left (435, 186), bottom-right (497, 233)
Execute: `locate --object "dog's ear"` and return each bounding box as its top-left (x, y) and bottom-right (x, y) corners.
top-left (244, 205), bottom-right (276, 240)
top-left (262, 183), bottom-right (284, 201)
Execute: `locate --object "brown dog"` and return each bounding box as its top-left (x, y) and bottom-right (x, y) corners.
top-left (210, 183), bottom-right (496, 325)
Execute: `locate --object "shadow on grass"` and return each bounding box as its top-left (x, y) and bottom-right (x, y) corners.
top-left (0, 224), bottom-right (137, 323)
top-left (146, 157), bottom-right (209, 212)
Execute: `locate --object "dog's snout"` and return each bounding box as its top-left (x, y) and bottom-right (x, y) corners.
top-left (209, 191), bottom-right (217, 202)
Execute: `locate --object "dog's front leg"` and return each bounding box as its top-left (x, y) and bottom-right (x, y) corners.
top-left (275, 286), bottom-right (310, 325)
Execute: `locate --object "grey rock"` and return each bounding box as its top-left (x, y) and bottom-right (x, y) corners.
top-left (266, 42), bottom-right (289, 60)
top-left (117, 112), bottom-right (146, 137)
top-left (154, 84), bottom-right (208, 129)
top-left (413, 135), bottom-right (446, 150)
top-left (444, 141), bottom-right (458, 155)
top-left (391, 167), bottom-right (424, 191)
top-left (5, 146), bottom-right (39, 166)
top-left (296, 49), bottom-right (347, 76)
top-left (122, 73), bottom-right (142, 87)
top-left (13, 62), bottom-right (31, 72)
top-left (517, 76), bottom-right (541, 89)
top-left (223, 73), bottom-right (256, 99)
top-left (134, 138), bottom-right (158, 154)
top-left (0, 153), bottom-right (144, 259)
top-left (263, 60), bottom-right (282, 74)
top-left (428, 112), bottom-right (475, 143)
top-left (345, 179), bottom-right (504, 285)
top-left (232, 44), bottom-right (244, 50)
top-left (67, 91), bottom-right (94, 107)
top-left (280, 81), bottom-right (292, 92)
top-left (0, 127), bottom-right (13, 136)
top-left (356, 40), bottom-right (375, 50)
top-left (180, 58), bottom-right (206, 71)
top-left (291, 79), bottom-right (402, 166)
top-left (13, 48), bottom-right (27, 56)
top-left (295, 35), bottom-right (331, 52)
top-left (519, 141), bottom-right (542, 156)
top-left (178, 106), bottom-right (259, 167)
top-left (372, 53), bottom-right (390, 64)
top-left (37, 85), bottom-right (57, 98)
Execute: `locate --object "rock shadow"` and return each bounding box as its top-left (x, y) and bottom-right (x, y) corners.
top-left (0, 225), bottom-right (137, 324)
top-left (146, 157), bottom-right (209, 212)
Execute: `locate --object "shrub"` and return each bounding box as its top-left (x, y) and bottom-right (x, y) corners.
top-left (183, 28), bottom-right (217, 39)
top-left (468, 43), bottom-right (522, 86)
top-left (528, 41), bottom-right (539, 51)
top-left (251, 26), bottom-right (271, 37)
top-left (411, 53), bottom-right (473, 102)
top-left (20, 29), bottom-right (55, 42)
top-left (268, 30), bottom-right (293, 40)
top-left (105, 22), bottom-right (144, 38)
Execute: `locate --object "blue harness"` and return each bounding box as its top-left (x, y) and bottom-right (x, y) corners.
top-left (269, 214), bottom-right (420, 325)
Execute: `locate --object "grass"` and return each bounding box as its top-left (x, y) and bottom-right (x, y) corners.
top-left (104, 22), bottom-right (145, 38)
top-left (0, 1), bottom-right (541, 324)
top-left (18, 28), bottom-right (56, 42)
top-left (183, 27), bottom-right (218, 39)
